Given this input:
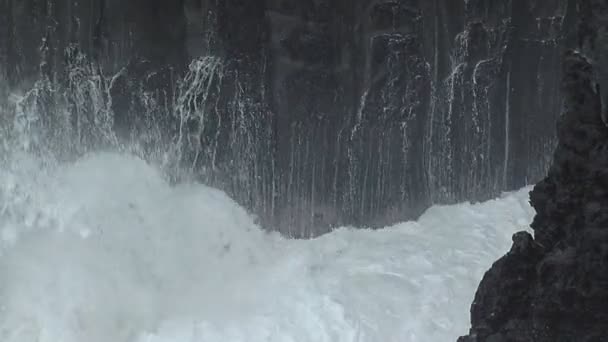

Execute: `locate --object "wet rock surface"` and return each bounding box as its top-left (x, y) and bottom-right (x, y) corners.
top-left (0, 0), bottom-right (579, 235)
top-left (460, 1), bottom-right (608, 339)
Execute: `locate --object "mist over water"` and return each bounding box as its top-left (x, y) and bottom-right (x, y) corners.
top-left (0, 151), bottom-right (534, 342)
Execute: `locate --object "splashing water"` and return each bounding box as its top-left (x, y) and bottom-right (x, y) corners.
top-left (0, 152), bottom-right (534, 342)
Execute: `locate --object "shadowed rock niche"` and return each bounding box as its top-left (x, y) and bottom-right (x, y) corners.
top-left (459, 1), bottom-right (608, 340)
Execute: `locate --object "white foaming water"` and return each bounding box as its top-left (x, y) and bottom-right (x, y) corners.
top-left (0, 152), bottom-right (535, 342)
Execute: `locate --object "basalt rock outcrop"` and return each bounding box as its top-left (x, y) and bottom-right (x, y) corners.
top-left (459, 1), bottom-right (608, 340)
top-left (0, 0), bottom-right (579, 235)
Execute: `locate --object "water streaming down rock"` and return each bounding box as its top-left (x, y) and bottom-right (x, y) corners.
top-left (0, 0), bottom-right (579, 236)
top-left (172, 56), bottom-right (275, 225)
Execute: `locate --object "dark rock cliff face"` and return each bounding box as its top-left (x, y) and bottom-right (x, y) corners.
top-left (459, 1), bottom-right (608, 340)
top-left (0, 0), bottom-right (578, 235)
top-left (262, 0), bottom-right (579, 234)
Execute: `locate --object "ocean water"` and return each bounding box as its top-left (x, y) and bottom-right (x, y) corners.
top-left (0, 152), bottom-right (534, 342)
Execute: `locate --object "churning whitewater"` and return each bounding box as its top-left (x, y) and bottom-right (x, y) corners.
top-left (0, 152), bottom-right (534, 342)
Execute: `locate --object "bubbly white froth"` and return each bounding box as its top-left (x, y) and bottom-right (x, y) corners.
top-left (0, 152), bottom-right (534, 342)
